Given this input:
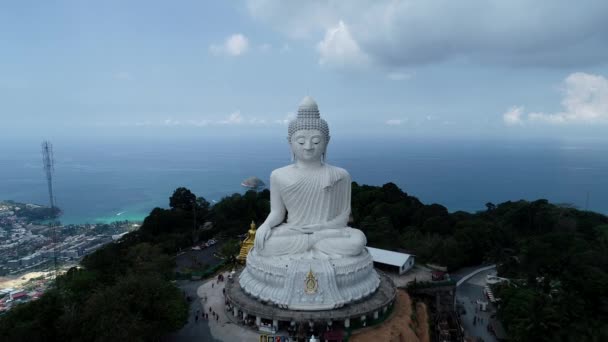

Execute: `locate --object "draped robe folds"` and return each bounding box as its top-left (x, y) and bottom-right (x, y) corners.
top-left (257, 164), bottom-right (367, 258)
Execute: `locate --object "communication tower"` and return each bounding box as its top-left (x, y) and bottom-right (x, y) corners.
top-left (41, 141), bottom-right (59, 281)
top-left (42, 141), bottom-right (55, 209)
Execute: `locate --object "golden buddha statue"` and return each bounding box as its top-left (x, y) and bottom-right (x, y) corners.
top-left (237, 221), bottom-right (257, 263)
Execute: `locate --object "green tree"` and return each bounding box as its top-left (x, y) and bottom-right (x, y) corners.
top-left (220, 239), bottom-right (241, 266)
top-left (196, 196), bottom-right (211, 220)
top-left (79, 274), bottom-right (187, 341)
top-left (169, 187), bottom-right (196, 211)
top-left (0, 290), bottom-right (63, 341)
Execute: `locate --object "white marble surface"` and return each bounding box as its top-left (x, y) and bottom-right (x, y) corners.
top-left (240, 248), bottom-right (380, 310)
top-left (241, 97), bottom-right (379, 310)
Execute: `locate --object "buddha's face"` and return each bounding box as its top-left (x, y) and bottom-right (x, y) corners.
top-left (290, 129), bottom-right (327, 163)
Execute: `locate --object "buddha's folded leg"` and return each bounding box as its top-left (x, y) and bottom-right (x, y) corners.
top-left (313, 228), bottom-right (367, 257)
top-left (256, 227), bottom-right (310, 257)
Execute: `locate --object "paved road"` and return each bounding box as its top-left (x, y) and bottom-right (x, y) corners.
top-left (175, 244), bottom-right (220, 272)
top-left (164, 273), bottom-right (260, 342)
top-left (451, 265), bottom-right (492, 283)
top-left (162, 280), bottom-right (220, 342)
top-left (455, 268), bottom-right (499, 342)
top-left (164, 244), bottom-right (223, 342)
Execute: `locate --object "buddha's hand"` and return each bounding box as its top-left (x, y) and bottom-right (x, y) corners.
top-left (254, 224), bottom-right (271, 250)
top-left (288, 224), bottom-right (322, 233)
top-left (289, 223), bottom-right (342, 233)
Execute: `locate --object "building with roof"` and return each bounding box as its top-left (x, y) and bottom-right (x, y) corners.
top-left (0, 288), bottom-right (15, 297)
top-left (366, 247), bottom-right (415, 275)
top-left (9, 291), bottom-right (28, 301)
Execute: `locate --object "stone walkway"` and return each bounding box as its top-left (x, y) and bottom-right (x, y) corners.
top-left (162, 280), bottom-right (217, 342)
top-left (164, 274), bottom-right (260, 342)
top-left (197, 272), bottom-right (259, 341)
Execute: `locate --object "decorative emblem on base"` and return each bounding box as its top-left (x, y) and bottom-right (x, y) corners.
top-left (304, 267), bottom-right (318, 295)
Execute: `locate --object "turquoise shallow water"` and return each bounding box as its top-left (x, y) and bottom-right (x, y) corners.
top-left (1, 136), bottom-right (607, 224)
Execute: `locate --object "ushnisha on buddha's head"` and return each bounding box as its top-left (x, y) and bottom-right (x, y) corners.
top-left (287, 96), bottom-right (330, 164)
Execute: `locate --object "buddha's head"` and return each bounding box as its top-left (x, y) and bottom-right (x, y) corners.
top-left (288, 96), bottom-right (330, 163)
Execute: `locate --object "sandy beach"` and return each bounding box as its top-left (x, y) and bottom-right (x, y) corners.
top-left (0, 271), bottom-right (54, 289)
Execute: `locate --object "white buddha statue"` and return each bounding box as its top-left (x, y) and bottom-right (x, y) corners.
top-left (240, 96), bottom-right (379, 310)
top-left (254, 96), bottom-right (367, 259)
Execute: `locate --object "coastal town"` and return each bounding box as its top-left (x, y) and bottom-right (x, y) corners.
top-left (0, 200), bottom-right (137, 315)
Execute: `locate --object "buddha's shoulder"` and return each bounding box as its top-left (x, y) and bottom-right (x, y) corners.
top-left (270, 165), bottom-right (296, 179)
top-left (324, 163), bottom-right (350, 179)
top-left (270, 164), bottom-right (350, 179)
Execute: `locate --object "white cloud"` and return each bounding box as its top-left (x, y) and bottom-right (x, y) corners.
top-left (248, 118), bottom-right (268, 124)
top-left (163, 118), bottom-right (181, 126)
top-left (275, 112), bottom-right (296, 125)
top-left (527, 112), bottom-right (567, 124)
top-left (385, 119), bottom-right (404, 126)
top-left (186, 119), bottom-right (211, 127)
top-left (210, 34), bottom-right (249, 57)
top-left (219, 111), bottom-right (244, 124)
top-left (218, 111), bottom-right (269, 125)
top-left (504, 72), bottom-right (608, 125)
top-left (246, 1), bottom-right (608, 68)
top-left (503, 106), bottom-right (525, 126)
top-left (100, 111), bottom-right (297, 128)
top-left (280, 44), bottom-right (291, 53)
top-left (246, 1), bottom-right (339, 39)
top-left (387, 71), bottom-right (412, 81)
top-left (317, 20), bottom-right (369, 69)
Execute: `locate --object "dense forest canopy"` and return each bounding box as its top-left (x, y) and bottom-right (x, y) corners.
top-left (1, 183), bottom-right (606, 341)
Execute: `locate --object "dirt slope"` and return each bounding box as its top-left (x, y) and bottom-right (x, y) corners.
top-left (351, 290), bottom-right (429, 342)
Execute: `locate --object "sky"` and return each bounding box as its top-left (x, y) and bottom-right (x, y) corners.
top-left (2, 0), bottom-right (608, 142)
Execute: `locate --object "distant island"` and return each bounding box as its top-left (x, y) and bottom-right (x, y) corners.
top-left (241, 176), bottom-right (266, 190)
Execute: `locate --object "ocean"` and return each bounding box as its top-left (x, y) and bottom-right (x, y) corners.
top-left (1, 136), bottom-right (607, 224)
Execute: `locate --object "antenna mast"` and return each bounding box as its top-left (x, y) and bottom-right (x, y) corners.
top-left (41, 141), bottom-right (58, 281)
top-left (42, 141), bottom-right (55, 209)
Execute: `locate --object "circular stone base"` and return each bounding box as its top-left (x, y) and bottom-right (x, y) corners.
top-left (226, 268), bottom-right (396, 323)
top-left (239, 249), bottom-right (380, 310)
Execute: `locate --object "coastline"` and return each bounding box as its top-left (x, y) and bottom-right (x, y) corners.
top-left (0, 271), bottom-right (54, 289)
top-left (77, 211), bottom-right (147, 225)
